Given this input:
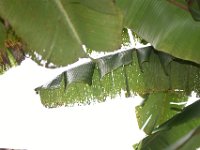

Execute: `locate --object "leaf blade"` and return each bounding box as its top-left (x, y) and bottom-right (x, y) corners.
top-left (116, 0), bottom-right (200, 64)
top-left (0, 0), bottom-right (123, 66)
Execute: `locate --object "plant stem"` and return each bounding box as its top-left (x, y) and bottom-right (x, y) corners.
top-left (167, 0), bottom-right (189, 12)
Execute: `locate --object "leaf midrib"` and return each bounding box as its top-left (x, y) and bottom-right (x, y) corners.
top-left (54, 0), bottom-right (82, 45)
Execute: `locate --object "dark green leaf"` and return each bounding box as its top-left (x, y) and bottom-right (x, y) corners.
top-left (156, 51), bottom-right (174, 76)
top-left (65, 61), bottom-right (95, 86)
top-left (136, 46), bottom-right (153, 72)
top-left (165, 125), bottom-right (200, 150)
top-left (188, 0), bottom-right (200, 21)
top-left (36, 61), bottom-right (96, 107)
top-left (96, 49), bottom-right (133, 78)
top-left (36, 46), bottom-right (200, 108)
top-left (136, 100), bottom-right (200, 150)
top-left (36, 60), bottom-right (129, 108)
top-left (136, 120), bottom-right (200, 150)
top-left (40, 73), bottom-right (64, 89)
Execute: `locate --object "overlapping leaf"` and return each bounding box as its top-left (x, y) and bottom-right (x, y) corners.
top-left (187, 0), bottom-right (200, 21)
top-left (155, 99), bottom-right (200, 132)
top-left (33, 45), bottom-right (200, 149)
top-left (0, 0), bottom-right (200, 68)
top-left (167, 0), bottom-right (200, 21)
top-left (116, 0), bottom-right (200, 64)
top-left (165, 125), bottom-right (200, 150)
top-left (96, 49), bottom-right (133, 78)
top-left (136, 92), bottom-right (187, 135)
top-left (36, 46), bottom-right (200, 108)
top-left (135, 100), bottom-right (200, 150)
top-left (0, 0), bottom-right (122, 66)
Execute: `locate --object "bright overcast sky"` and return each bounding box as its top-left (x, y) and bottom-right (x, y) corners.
top-left (0, 58), bottom-right (146, 150)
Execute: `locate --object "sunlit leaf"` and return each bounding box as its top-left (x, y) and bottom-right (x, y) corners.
top-left (0, 0), bottom-right (122, 66)
top-left (121, 28), bottom-right (131, 47)
top-left (116, 0), bottom-right (200, 64)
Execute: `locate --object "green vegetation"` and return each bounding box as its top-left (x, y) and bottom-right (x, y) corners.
top-left (0, 0), bottom-right (200, 149)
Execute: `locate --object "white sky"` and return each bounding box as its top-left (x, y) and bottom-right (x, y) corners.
top-left (0, 58), bottom-right (146, 150)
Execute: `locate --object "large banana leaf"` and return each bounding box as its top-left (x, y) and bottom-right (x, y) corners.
top-left (136, 120), bottom-right (200, 150)
top-left (135, 100), bottom-right (200, 150)
top-left (136, 92), bottom-right (187, 135)
top-left (166, 0), bottom-right (200, 21)
top-left (0, 1), bottom-right (200, 148)
top-left (116, 0), bottom-right (200, 64)
top-left (0, 0), bottom-right (200, 67)
top-left (1, 0), bottom-right (200, 67)
top-left (36, 46), bottom-right (200, 108)
top-left (0, 0), bottom-right (122, 66)
top-left (36, 46), bottom-right (200, 150)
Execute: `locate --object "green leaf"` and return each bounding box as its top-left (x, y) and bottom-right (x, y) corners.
top-left (165, 125), bottom-right (200, 150)
top-left (0, 21), bottom-right (6, 49)
top-left (136, 46), bottom-right (152, 72)
top-left (36, 61), bottom-right (96, 107)
top-left (136, 92), bottom-right (187, 135)
top-left (155, 99), bottom-right (200, 132)
top-left (156, 51), bottom-right (174, 76)
top-left (36, 65), bottom-right (128, 107)
top-left (134, 48), bottom-right (200, 135)
top-left (136, 120), bottom-right (200, 150)
top-left (128, 48), bottom-right (200, 95)
top-left (96, 48), bottom-right (133, 78)
top-left (40, 73), bottom-right (64, 89)
top-left (136, 100), bottom-right (200, 150)
top-left (0, 0), bottom-right (122, 66)
top-left (36, 46), bottom-right (200, 108)
top-left (65, 61), bottom-right (95, 86)
top-left (187, 0), bottom-right (200, 21)
top-left (116, 0), bottom-right (200, 64)
top-left (121, 28), bottom-right (131, 47)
